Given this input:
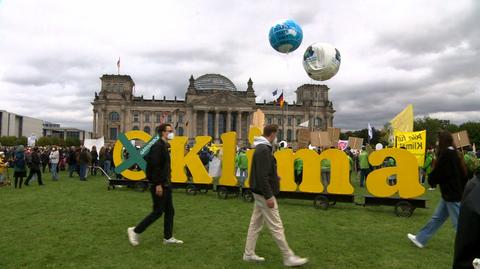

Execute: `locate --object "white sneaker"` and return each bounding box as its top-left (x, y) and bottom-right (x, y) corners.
top-left (428, 188), bottom-right (436, 191)
top-left (127, 227), bottom-right (139, 246)
top-left (243, 253), bottom-right (265, 262)
top-left (407, 233), bottom-right (424, 248)
top-left (284, 255), bottom-right (308, 267)
top-left (163, 237), bottom-right (184, 244)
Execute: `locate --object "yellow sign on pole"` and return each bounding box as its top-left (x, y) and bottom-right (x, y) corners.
top-left (394, 130), bottom-right (427, 166)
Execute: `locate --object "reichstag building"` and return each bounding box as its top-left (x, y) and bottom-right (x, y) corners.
top-left (91, 74), bottom-right (335, 146)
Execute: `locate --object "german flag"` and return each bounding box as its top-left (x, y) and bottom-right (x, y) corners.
top-left (276, 92), bottom-right (284, 108)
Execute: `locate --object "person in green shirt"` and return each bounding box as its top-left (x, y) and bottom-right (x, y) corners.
top-left (235, 148), bottom-right (249, 187)
top-left (321, 147), bottom-right (334, 189)
top-left (294, 157), bottom-right (303, 186)
top-left (358, 146), bottom-right (370, 187)
top-left (423, 149), bottom-right (434, 183)
top-left (463, 146), bottom-right (479, 180)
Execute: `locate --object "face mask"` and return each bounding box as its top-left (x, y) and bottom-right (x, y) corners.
top-left (167, 132), bottom-right (175, 140)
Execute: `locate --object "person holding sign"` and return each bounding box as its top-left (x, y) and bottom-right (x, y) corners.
top-left (408, 131), bottom-right (468, 248)
top-left (127, 123), bottom-right (183, 246)
top-left (243, 124), bottom-right (308, 267)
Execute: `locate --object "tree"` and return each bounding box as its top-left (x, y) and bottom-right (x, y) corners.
top-left (414, 117), bottom-right (458, 147)
top-left (16, 136), bottom-right (27, 146)
top-left (65, 137), bottom-right (81, 147)
top-left (37, 137), bottom-right (52, 147)
top-left (0, 136), bottom-right (17, 146)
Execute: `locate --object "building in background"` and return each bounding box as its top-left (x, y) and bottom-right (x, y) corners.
top-left (92, 74), bottom-right (335, 146)
top-left (43, 123), bottom-right (92, 142)
top-left (0, 110), bottom-right (43, 138)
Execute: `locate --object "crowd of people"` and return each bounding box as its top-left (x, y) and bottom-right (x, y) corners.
top-left (0, 145), bottom-right (118, 188)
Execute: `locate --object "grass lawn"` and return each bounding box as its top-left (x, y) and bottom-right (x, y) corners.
top-left (0, 170), bottom-right (456, 269)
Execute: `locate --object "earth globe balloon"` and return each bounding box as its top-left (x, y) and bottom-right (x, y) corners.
top-left (303, 42), bottom-right (341, 81)
top-left (269, 19), bottom-right (303, 54)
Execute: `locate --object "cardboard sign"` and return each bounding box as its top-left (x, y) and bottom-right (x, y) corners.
top-left (452, 130), bottom-right (470, 148)
top-left (327, 127), bottom-right (341, 144)
top-left (348, 137), bottom-right (364, 150)
top-left (311, 131), bottom-right (331, 147)
top-left (297, 128), bottom-right (311, 149)
top-left (250, 109), bottom-right (265, 130)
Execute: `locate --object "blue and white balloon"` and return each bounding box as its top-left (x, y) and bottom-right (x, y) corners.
top-left (303, 42), bottom-right (341, 81)
top-left (269, 19), bottom-right (303, 54)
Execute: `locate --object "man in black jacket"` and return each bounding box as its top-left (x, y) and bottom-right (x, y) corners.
top-left (243, 124), bottom-right (308, 267)
top-left (453, 174), bottom-right (480, 269)
top-left (25, 147), bottom-right (44, 186)
top-left (127, 123), bottom-right (183, 246)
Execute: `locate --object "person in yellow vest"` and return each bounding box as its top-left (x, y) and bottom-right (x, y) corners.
top-left (0, 152), bottom-right (9, 186)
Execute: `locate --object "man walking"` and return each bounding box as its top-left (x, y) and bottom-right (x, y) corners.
top-left (25, 147), bottom-right (44, 186)
top-left (49, 147), bottom-right (59, 181)
top-left (127, 123), bottom-right (183, 246)
top-left (244, 124), bottom-right (308, 267)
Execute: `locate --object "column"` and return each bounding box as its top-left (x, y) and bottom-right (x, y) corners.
top-left (92, 110), bottom-right (97, 138)
top-left (237, 111), bottom-right (242, 139)
top-left (226, 109), bottom-right (232, 132)
top-left (203, 110), bottom-right (208, 136)
top-left (214, 110), bottom-right (219, 141)
top-left (121, 108), bottom-right (126, 133)
top-left (192, 110), bottom-right (197, 137)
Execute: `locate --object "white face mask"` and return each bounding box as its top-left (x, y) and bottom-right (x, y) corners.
top-left (167, 132), bottom-right (175, 140)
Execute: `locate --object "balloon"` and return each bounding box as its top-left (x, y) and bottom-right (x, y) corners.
top-left (303, 42), bottom-right (341, 81)
top-left (269, 19), bottom-right (303, 54)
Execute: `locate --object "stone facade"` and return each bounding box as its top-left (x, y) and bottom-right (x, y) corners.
top-left (91, 74), bottom-right (335, 146)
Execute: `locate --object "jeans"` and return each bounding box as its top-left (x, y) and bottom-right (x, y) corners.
top-left (238, 168), bottom-right (247, 187)
top-left (69, 164), bottom-right (77, 177)
top-left (359, 168), bottom-right (370, 187)
top-left (134, 185), bottom-right (174, 239)
top-left (415, 198), bottom-right (460, 245)
top-left (104, 160), bottom-right (111, 175)
top-left (321, 169), bottom-right (330, 189)
top-left (51, 163), bottom-right (59, 180)
top-left (79, 164), bottom-right (88, 181)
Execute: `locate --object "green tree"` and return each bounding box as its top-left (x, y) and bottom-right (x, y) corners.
top-left (65, 137), bottom-right (81, 147)
top-left (50, 136), bottom-right (65, 147)
top-left (414, 117), bottom-right (459, 147)
top-left (16, 136), bottom-right (28, 146)
top-left (0, 136), bottom-right (18, 146)
top-left (37, 137), bottom-right (52, 146)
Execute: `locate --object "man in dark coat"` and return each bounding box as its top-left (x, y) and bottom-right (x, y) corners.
top-left (244, 124), bottom-right (308, 267)
top-left (453, 174), bottom-right (480, 269)
top-left (127, 123), bottom-right (183, 246)
top-left (25, 147), bottom-right (44, 186)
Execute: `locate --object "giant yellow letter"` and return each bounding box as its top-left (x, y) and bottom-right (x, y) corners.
top-left (366, 148), bottom-right (425, 198)
top-left (170, 136), bottom-right (212, 184)
top-left (218, 132), bottom-right (237, 186)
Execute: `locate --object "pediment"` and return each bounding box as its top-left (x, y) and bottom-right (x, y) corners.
top-left (191, 91), bottom-right (253, 106)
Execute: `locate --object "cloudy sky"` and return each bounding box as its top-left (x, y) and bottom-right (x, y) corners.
top-left (0, 0), bottom-right (479, 131)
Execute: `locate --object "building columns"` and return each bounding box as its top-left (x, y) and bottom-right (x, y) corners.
top-left (226, 109), bottom-right (232, 132)
top-left (93, 110), bottom-right (97, 138)
top-left (214, 110), bottom-right (219, 141)
top-left (192, 110), bottom-right (197, 137)
top-left (237, 111), bottom-right (242, 140)
top-left (203, 110), bottom-right (208, 136)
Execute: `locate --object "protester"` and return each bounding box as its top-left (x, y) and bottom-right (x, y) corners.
top-left (67, 146), bottom-right (77, 178)
top-left (90, 146), bottom-right (99, 176)
top-left (41, 148), bottom-right (49, 173)
top-left (13, 146), bottom-right (27, 189)
top-left (49, 147), bottom-right (60, 181)
top-left (104, 147), bottom-right (113, 175)
top-left (98, 146), bottom-right (106, 175)
top-left (244, 124), bottom-right (308, 267)
top-left (235, 148), bottom-right (248, 188)
top-left (358, 146), bottom-right (369, 187)
top-left (0, 152), bottom-right (8, 186)
top-left (25, 147), bottom-right (44, 186)
top-left (321, 156), bottom-right (331, 189)
top-left (407, 131), bottom-right (468, 248)
top-left (453, 174), bottom-right (480, 269)
top-left (294, 157), bottom-right (303, 186)
top-left (78, 147), bottom-right (91, 181)
top-left (127, 123), bottom-right (183, 246)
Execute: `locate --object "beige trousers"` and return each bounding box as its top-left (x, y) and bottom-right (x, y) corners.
top-left (244, 193), bottom-right (294, 259)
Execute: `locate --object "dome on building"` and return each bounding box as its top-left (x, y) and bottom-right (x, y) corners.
top-left (194, 74), bottom-right (237, 91)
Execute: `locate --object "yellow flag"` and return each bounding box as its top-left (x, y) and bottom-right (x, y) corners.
top-left (390, 104), bottom-right (414, 132)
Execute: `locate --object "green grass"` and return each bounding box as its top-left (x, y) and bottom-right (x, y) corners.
top-left (0, 170), bottom-right (456, 269)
